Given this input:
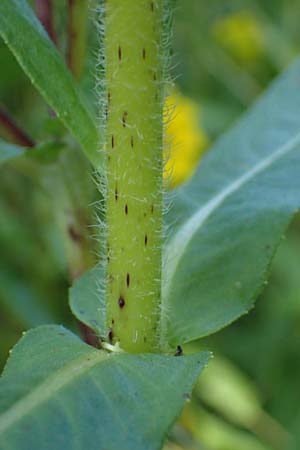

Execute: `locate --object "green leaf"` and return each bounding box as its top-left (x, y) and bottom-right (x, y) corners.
top-left (0, 325), bottom-right (210, 450)
top-left (0, 139), bottom-right (23, 164)
top-left (162, 60), bottom-right (300, 346)
top-left (69, 265), bottom-right (105, 336)
top-left (0, 0), bottom-right (101, 169)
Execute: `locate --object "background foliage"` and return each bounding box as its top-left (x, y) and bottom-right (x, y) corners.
top-left (1, 0), bottom-right (300, 449)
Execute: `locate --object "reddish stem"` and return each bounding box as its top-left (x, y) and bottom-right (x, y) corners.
top-left (0, 107), bottom-right (35, 148)
top-left (35, 0), bottom-right (57, 45)
top-left (67, 0), bottom-right (88, 80)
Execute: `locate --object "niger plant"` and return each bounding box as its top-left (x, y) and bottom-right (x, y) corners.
top-left (0, 1), bottom-right (300, 449)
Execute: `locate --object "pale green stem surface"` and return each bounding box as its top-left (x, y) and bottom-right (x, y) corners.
top-left (103, 0), bottom-right (164, 353)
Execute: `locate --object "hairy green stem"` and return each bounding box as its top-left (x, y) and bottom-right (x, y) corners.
top-left (67, 0), bottom-right (89, 81)
top-left (102, 0), bottom-right (165, 352)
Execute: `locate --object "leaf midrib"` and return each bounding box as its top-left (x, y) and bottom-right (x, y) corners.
top-left (0, 350), bottom-right (107, 435)
top-left (162, 130), bottom-right (300, 305)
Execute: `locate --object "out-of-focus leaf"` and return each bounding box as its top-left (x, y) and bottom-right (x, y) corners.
top-left (194, 354), bottom-right (291, 449)
top-left (25, 141), bottom-right (64, 164)
top-left (0, 325), bottom-right (210, 450)
top-left (0, 266), bottom-right (54, 328)
top-left (162, 59), bottom-right (300, 346)
top-left (0, 140), bottom-right (23, 164)
top-left (0, 0), bottom-right (101, 169)
top-left (182, 405), bottom-right (272, 450)
top-left (197, 355), bottom-right (262, 428)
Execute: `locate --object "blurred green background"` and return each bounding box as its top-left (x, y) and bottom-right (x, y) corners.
top-left (1, 1), bottom-right (300, 449)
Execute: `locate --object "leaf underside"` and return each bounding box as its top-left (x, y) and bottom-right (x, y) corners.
top-left (162, 59), bottom-right (300, 346)
top-left (0, 325), bottom-right (210, 450)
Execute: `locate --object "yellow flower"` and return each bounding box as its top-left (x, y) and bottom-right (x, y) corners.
top-left (213, 11), bottom-right (264, 64)
top-left (164, 89), bottom-right (208, 188)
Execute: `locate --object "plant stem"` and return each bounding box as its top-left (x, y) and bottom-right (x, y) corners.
top-left (67, 0), bottom-right (89, 81)
top-left (35, 0), bottom-right (57, 45)
top-left (102, 0), bottom-right (165, 353)
top-left (0, 107), bottom-right (35, 147)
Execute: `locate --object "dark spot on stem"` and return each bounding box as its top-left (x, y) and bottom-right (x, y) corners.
top-left (153, 72), bottom-right (157, 81)
top-left (142, 48), bottom-right (146, 59)
top-left (125, 204), bottom-right (128, 215)
top-left (130, 136), bottom-right (134, 148)
top-left (118, 296), bottom-right (125, 308)
top-left (122, 111), bottom-right (128, 127)
top-left (108, 328), bottom-right (113, 342)
top-left (144, 234), bottom-right (148, 246)
top-left (111, 135), bottom-right (115, 148)
top-left (115, 186), bottom-right (118, 201)
top-left (151, 204), bottom-right (154, 214)
top-left (112, 319), bottom-right (115, 325)
top-left (118, 45), bottom-right (122, 60)
top-left (150, 1), bottom-right (154, 11)
top-left (126, 273), bottom-right (130, 287)
top-left (106, 92), bottom-right (110, 118)
top-left (175, 345), bottom-right (183, 356)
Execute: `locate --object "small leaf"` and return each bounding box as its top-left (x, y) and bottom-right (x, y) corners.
top-left (69, 265), bottom-right (105, 336)
top-left (0, 139), bottom-right (23, 164)
top-left (25, 141), bottom-right (64, 164)
top-left (0, 139), bottom-right (65, 173)
top-left (0, 0), bottom-right (101, 169)
top-left (0, 325), bottom-right (210, 450)
top-left (162, 60), bottom-right (300, 346)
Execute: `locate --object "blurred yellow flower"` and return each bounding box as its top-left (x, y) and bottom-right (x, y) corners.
top-left (213, 11), bottom-right (265, 64)
top-left (164, 89), bottom-right (208, 188)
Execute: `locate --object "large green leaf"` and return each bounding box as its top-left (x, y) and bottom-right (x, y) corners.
top-left (0, 0), bottom-right (101, 169)
top-left (0, 325), bottom-right (210, 450)
top-left (162, 60), bottom-right (300, 346)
